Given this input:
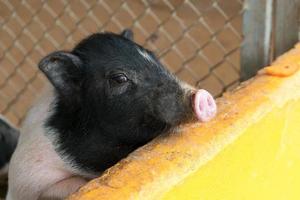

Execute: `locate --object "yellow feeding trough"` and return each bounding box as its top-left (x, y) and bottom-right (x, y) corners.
top-left (68, 44), bottom-right (300, 200)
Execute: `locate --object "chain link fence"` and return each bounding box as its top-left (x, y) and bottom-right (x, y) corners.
top-left (0, 0), bottom-right (244, 126)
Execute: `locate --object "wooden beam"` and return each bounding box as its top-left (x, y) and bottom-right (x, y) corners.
top-left (241, 0), bottom-right (273, 80)
top-left (274, 0), bottom-right (300, 57)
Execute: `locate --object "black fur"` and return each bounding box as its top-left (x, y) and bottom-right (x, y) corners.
top-left (39, 31), bottom-right (193, 173)
top-left (0, 117), bottom-right (19, 170)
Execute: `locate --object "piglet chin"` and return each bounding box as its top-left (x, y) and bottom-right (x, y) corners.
top-left (192, 89), bottom-right (217, 122)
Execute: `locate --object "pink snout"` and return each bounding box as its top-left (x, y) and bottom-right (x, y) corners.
top-left (193, 89), bottom-right (217, 122)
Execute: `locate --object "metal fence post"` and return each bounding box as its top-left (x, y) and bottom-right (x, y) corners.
top-left (274, 0), bottom-right (300, 57)
top-left (241, 0), bottom-right (273, 81)
top-left (241, 0), bottom-right (300, 81)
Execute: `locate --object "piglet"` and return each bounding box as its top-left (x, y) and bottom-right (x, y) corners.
top-left (6, 29), bottom-right (216, 200)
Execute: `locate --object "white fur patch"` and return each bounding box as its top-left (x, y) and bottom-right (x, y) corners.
top-left (137, 48), bottom-right (154, 63)
top-left (6, 84), bottom-right (91, 200)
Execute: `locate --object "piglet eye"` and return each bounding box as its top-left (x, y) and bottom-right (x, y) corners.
top-left (110, 73), bottom-right (128, 84)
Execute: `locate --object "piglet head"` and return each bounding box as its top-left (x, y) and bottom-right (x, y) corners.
top-left (39, 29), bottom-right (217, 141)
top-left (38, 29), bottom-right (217, 172)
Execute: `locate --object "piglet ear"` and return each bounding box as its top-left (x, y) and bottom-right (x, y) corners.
top-left (120, 29), bottom-right (134, 41)
top-left (38, 51), bottom-right (83, 97)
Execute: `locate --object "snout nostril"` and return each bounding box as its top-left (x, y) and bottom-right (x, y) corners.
top-left (207, 96), bottom-right (213, 107)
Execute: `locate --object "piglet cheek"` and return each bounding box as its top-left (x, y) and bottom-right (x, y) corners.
top-left (193, 89), bottom-right (217, 122)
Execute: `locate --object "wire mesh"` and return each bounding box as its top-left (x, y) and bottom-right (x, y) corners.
top-left (0, 0), bottom-right (244, 126)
